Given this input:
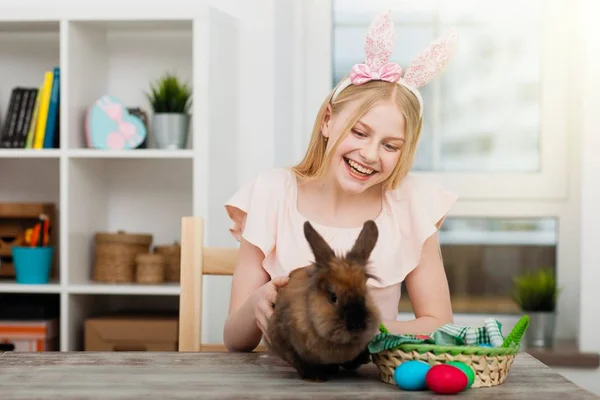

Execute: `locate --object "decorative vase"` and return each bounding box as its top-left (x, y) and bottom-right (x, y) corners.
top-left (152, 113), bottom-right (190, 149)
top-left (525, 311), bottom-right (555, 348)
top-left (86, 95), bottom-right (147, 150)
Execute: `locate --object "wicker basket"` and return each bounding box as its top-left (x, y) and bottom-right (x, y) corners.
top-left (154, 241), bottom-right (180, 282)
top-left (135, 253), bottom-right (165, 284)
top-left (370, 315), bottom-right (529, 389)
top-left (93, 231), bottom-right (153, 283)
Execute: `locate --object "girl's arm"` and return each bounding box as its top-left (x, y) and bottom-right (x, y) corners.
top-left (382, 230), bottom-right (454, 335)
top-left (223, 238), bottom-right (270, 352)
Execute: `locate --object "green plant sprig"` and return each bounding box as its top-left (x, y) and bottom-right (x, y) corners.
top-left (145, 72), bottom-right (192, 113)
top-left (512, 268), bottom-right (559, 312)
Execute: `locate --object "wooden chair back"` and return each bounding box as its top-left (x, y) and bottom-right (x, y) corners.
top-left (178, 216), bottom-right (239, 351)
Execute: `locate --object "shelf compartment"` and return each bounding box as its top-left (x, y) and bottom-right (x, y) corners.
top-left (0, 158), bottom-right (60, 281)
top-left (0, 21), bottom-right (60, 150)
top-left (67, 157), bottom-right (192, 286)
top-left (65, 19), bottom-right (193, 150)
top-left (0, 292), bottom-right (61, 351)
top-left (68, 293), bottom-right (179, 351)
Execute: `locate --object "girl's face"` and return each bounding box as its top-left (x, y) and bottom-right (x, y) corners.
top-left (322, 99), bottom-right (406, 195)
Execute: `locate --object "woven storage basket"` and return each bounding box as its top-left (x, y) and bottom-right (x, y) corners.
top-left (370, 315), bottom-right (529, 389)
top-left (154, 242), bottom-right (180, 282)
top-left (93, 231), bottom-right (153, 283)
top-left (135, 253), bottom-right (165, 284)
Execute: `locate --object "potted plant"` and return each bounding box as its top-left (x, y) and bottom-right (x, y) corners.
top-left (145, 72), bottom-right (192, 149)
top-left (512, 267), bottom-right (560, 348)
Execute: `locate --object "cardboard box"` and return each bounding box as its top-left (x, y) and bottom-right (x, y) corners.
top-left (0, 319), bottom-right (58, 351)
top-left (84, 315), bottom-right (178, 351)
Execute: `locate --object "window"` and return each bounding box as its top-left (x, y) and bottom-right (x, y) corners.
top-left (400, 217), bottom-right (558, 314)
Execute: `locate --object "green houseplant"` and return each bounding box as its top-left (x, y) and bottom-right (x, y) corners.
top-left (512, 268), bottom-right (560, 348)
top-left (145, 72), bottom-right (192, 149)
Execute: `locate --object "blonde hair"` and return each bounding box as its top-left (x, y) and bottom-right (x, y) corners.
top-left (292, 79), bottom-right (422, 191)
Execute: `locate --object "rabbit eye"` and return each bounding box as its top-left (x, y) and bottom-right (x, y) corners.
top-left (329, 291), bottom-right (337, 304)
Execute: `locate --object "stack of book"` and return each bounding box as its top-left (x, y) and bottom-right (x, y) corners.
top-left (0, 67), bottom-right (60, 149)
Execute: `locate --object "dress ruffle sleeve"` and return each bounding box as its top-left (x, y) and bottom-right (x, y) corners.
top-left (403, 175), bottom-right (458, 242)
top-left (224, 168), bottom-right (286, 258)
top-left (384, 175), bottom-right (459, 283)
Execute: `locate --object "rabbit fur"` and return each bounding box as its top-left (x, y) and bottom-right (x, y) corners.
top-left (267, 219), bottom-right (381, 381)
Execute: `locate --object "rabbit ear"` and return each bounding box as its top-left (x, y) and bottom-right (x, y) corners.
top-left (346, 220), bottom-right (378, 265)
top-left (304, 221), bottom-right (335, 265)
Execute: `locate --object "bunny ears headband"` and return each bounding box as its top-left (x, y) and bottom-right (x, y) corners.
top-left (331, 10), bottom-right (458, 118)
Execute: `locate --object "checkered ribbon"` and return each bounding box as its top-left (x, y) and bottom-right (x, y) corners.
top-left (368, 317), bottom-right (506, 354)
top-left (432, 318), bottom-right (504, 346)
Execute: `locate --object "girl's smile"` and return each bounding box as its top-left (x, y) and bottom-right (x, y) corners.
top-left (343, 156), bottom-right (378, 181)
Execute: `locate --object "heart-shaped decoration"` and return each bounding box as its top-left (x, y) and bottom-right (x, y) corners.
top-left (85, 95), bottom-right (146, 149)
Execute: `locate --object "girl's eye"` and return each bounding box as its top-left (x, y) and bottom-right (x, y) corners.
top-left (352, 129), bottom-right (367, 138)
top-left (384, 143), bottom-right (399, 152)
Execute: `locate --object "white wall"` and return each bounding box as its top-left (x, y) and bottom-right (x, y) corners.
top-left (574, 0), bottom-right (600, 395)
top-left (200, 0), bottom-right (278, 344)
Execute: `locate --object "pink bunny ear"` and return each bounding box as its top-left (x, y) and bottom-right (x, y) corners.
top-left (364, 10), bottom-right (395, 71)
top-left (347, 10), bottom-right (403, 86)
top-left (331, 10), bottom-right (458, 119)
top-left (402, 30), bottom-right (459, 89)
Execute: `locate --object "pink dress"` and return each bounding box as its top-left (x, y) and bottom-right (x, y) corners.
top-left (224, 167), bottom-right (458, 321)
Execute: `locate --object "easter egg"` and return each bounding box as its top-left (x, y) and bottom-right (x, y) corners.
top-left (425, 364), bottom-right (468, 394)
top-left (446, 361), bottom-right (475, 388)
top-left (393, 360), bottom-right (430, 391)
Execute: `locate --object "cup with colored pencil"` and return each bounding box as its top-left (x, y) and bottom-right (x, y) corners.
top-left (11, 214), bottom-right (54, 284)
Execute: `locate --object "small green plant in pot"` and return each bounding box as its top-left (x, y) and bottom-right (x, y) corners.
top-left (145, 72), bottom-right (192, 149)
top-left (512, 267), bottom-right (560, 348)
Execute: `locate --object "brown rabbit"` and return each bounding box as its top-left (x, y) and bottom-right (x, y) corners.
top-left (267, 219), bottom-right (381, 382)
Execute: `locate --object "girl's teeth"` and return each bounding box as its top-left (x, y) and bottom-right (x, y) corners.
top-left (348, 159), bottom-right (374, 175)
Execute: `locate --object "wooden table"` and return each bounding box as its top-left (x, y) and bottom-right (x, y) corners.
top-left (0, 351), bottom-right (597, 399)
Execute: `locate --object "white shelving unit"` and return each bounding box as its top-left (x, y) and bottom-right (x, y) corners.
top-left (0, 6), bottom-right (240, 351)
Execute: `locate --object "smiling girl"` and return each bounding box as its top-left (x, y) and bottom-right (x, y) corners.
top-left (223, 10), bottom-right (459, 352)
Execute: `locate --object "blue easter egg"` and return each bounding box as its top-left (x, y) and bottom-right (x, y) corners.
top-left (394, 360), bottom-right (431, 391)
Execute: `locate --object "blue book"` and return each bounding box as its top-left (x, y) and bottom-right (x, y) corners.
top-left (43, 66), bottom-right (60, 149)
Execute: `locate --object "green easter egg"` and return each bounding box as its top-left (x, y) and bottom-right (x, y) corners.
top-left (446, 361), bottom-right (475, 388)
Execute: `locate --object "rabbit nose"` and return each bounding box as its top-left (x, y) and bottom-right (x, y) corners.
top-left (344, 300), bottom-right (367, 332)
top-left (347, 319), bottom-right (366, 332)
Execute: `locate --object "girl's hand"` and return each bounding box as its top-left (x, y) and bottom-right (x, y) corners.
top-left (253, 276), bottom-right (289, 344)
